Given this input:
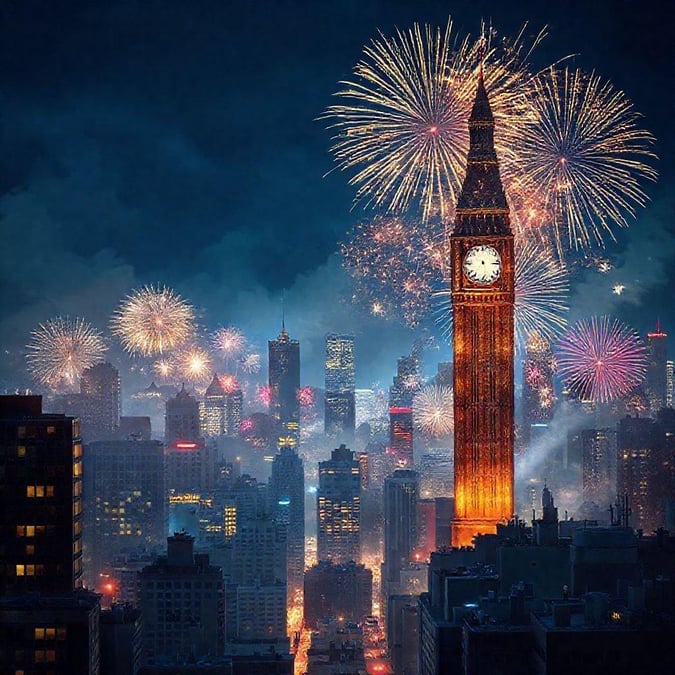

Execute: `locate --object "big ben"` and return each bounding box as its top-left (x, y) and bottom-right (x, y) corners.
top-left (450, 73), bottom-right (515, 547)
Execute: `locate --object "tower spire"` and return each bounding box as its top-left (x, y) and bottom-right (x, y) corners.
top-left (452, 73), bottom-right (510, 236)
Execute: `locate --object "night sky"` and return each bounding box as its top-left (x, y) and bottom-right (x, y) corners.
top-left (0, 0), bottom-right (673, 392)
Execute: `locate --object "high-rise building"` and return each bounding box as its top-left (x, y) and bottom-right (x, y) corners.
top-left (383, 470), bottom-right (419, 586)
top-left (617, 415), bottom-right (658, 532)
top-left (450, 75), bottom-right (515, 546)
top-left (84, 438), bottom-right (166, 583)
top-left (389, 355), bottom-right (421, 408)
top-left (355, 388), bottom-right (378, 428)
top-left (581, 428), bottom-right (618, 507)
top-left (317, 444), bottom-right (361, 564)
top-left (201, 373), bottom-right (227, 437)
top-left (325, 333), bottom-right (356, 392)
top-left (389, 407), bottom-right (414, 468)
top-left (646, 321), bottom-right (668, 415)
top-left (324, 334), bottom-right (356, 439)
top-left (80, 362), bottom-right (121, 439)
top-left (165, 385), bottom-right (201, 446)
top-left (269, 446), bottom-right (305, 594)
top-left (139, 533), bottom-right (225, 666)
top-left (324, 391), bottom-right (356, 439)
top-left (666, 360), bottom-right (674, 408)
top-left (165, 387), bottom-right (214, 493)
top-left (268, 323), bottom-right (300, 448)
top-left (418, 448), bottom-right (454, 499)
top-left (0, 395), bottom-right (83, 595)
top-left (521, 332), bottom-right (555, 445)
top-left (303, 561), bottom-right (372, 629)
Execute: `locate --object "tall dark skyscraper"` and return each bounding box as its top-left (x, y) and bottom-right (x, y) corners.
top-left (269, 445), bottom-right (305, 595)
top-left (581, 428), bottom-right (617, 507)
top-left (646, 321), bottom-right (668, 415)
top-left (268, 323), bottom-right (300, 448)
top-left (165, 384), bottom-right (201, 446)
top-left (317, 444), bottom-right (361, 564)
top-left (450, 74), bottom-right (515, 547)
top-left (383, 469), bottom-right (419, 586)
top-left (0, 396), bottom-right (83, 595)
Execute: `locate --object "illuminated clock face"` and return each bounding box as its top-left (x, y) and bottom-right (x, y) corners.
top-left (463, 245), bottom-right (501, 284)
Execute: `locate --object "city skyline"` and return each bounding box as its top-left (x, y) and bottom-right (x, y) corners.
top-left (0, 0), bottom-right (673, 396)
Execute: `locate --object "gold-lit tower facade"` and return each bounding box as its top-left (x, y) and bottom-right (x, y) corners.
top-left (450, 74), bottom-right (515, 547)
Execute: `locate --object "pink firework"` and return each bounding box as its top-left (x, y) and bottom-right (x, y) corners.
top-left (257, 384), bottom-right (272, 407)
top-left (212, 327), bottom-right (246, 359)
top-left (218, 373), bottom-right (240, 394)
top-left (240, 417), bottom-right (255, 433)
top-left (297, 386), bottom-right (315, 408)
top-left (555, 316), bottom-right (647, 403)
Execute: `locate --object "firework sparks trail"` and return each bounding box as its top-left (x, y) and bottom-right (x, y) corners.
top-left (323, 20), bottom-right (546, 222)
top-left (112, 285), bottom-right (195, 357)
top-left (153, 358), bottom-right (173, 380)
top-left (26, 317), bottom-right (107, 390)
top-left (257, 384), bottom-right (272, 408)
top-left (413, 384), bottom-right (454, 437)
top-left (212, 327), bottom-right (246, 360)
top-left (513, 67), bottom-right (657, 258)
top-left (239, 352), bottom-right (261, 374)
top-left (555, 316), bottom-right (647, 403)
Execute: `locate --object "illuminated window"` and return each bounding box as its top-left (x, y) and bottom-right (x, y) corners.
top-left (34, 628), bottom-right (45, 639)
top-left (16, 565), bottom-right (25, 576)
top-left (17, 446), bottom-right (26, 457)
top-left (25, 545), bottom-right (34, 556)
top-left (26, 486), bottom-right (35, 498)
top-left (45, 628), bottom-right (55, 640)
top-left (47, 426), bottom-right (56, 434)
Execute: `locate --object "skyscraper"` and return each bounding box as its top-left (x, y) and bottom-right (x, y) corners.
top-left (84, 438), bottom-right (166, 583)
top-left (269, 445), bottom-right (305, 595)
top-left (383, 470), bottom-right (419, 586)
top-left (580, 428), bottom-right (617, 507)
top-left (450, 74), bottom-right (515, 546)
top-left (0, 395), bottom-right (84, 595)
top-left (79, 361), bottom-right (121, 438)
top-left (317, 444), bottom-right (361, 564)
top-left (325, 333), bottom-right (356, 392)
top-left (268, 323), bottom-right (300, 448)
top-left (646, 321), bottom-right (668, 415)
top-left (521, 332), bottom-right (555, 445)
top-left (165, 387), bottom-right (214, 493)
top-left (389, 407), bottom-right (414, 468)
top-left (201, 373), bottom-right (227, 437)
top-left (324, 334), bottom-right (356, 439)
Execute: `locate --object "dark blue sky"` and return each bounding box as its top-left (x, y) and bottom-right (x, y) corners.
top-left (0, 0), bottom-right (673, 390)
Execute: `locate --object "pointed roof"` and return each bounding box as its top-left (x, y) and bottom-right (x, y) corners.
top-left (205, 373), bottom-right (226, 397)
top-left (452, 73), bottom-right (511, 236)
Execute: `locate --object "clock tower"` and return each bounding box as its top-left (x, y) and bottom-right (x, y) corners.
top-left (450, 73), bottom-right (515, 547)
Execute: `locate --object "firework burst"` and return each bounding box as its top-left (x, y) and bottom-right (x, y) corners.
top-left (323, 20), bottom-right (547, 221)
top-left (413, 384), bottom-right (454, 437)
top-left (239, 352), bottom-right (261, 374)
top-left (512, 67), bottom-right (657, 256)
top-left (218, 373), bottom-right (241, 394)
top-left (174, 345), bottom-right (212, 385)
top-left (112, 285), bottom-right (195, 356)
top-left (555, 316), bottom-right (647, 403)
top-left (26, 317), bottom-right (107, 390)
top-left (212, 327), bottom-right (246, 360)
top-left (297, 386), bottom-right (315, 408)
top-left (341, 215), bottom-right (447, 327)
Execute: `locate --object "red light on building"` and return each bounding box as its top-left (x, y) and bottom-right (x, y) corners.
top-left (174, 441), bottom-right (198, 450)
top-left (388, 406), bottom-right (412, 414)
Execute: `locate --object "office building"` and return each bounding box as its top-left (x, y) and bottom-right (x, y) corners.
top-left (268, 323), bottom-right (300, 448)
top-left (84, 438), bottom-right (166, 582)
top-left (269, 446), bottom-right (305, 594)
top-left (581, 428), bottom-right (617, 507)
top-left (389, 407), bottom-right (414, 468)
top-left (138, 533), bottom-right (224, 666)
top-left (324, 334), bottom-right (356, 439)
top-left (80, 362), bottom-right (122, 440)
top-left (324, 391), bottom-right (355, 439)
top-left (0, 395), bottom-right (83, 595)
top-left (317, 444), bottom-right (361, 564)
top-left (389, 355), bottom-right (421, 408)
top-left (645, 321), bottom-right (668, 416)
top-left (164, 385), bottom-right (201, 447)
top-left (383, 470), bottom-right (419, 586)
